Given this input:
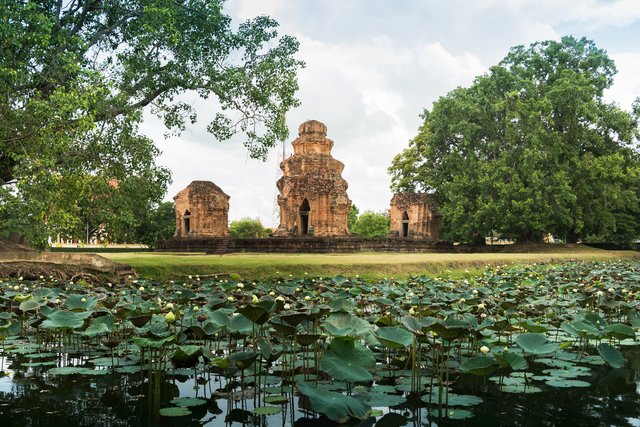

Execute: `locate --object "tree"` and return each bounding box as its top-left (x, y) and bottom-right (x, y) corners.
top-left (229, 218), bottom-right (269, 239)
top-left (389, 36), bottom-right (640, 243)
top-left (0, 0), bottom-right (303, 247)
top-left (351, 210), bottom-right (390, 238)
top-left (133, 201), bottom-right (175, 248)
top-left (348, 204), bottom-right (359, 231)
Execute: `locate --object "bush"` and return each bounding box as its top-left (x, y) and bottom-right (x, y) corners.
top-left (351, 211), bottom-right (390, 238)
top-left (229, 218), bottom-right (269, 239)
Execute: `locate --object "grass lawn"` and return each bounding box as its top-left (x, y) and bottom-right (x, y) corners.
top-left (102, 245), bottom-right (640, 281)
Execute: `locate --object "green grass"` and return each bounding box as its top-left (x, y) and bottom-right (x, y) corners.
top-left (102, 245), bottom-right (640, 281)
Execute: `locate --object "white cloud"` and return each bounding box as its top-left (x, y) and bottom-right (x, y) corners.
top-left (506, 0), bottom-right (640, 28)
top-left (606, 52), bottom-right (640, 110)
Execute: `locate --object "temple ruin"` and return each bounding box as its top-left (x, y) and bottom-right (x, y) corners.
top-left (389, 193), bottom-right (440, 240)
top-left (173, 181), bottom-right (230, 238)
top-left (274, 120), bottom-right (351, 237)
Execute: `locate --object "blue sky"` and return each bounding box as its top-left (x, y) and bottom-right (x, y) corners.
top-left (140, 0), bottom-right (640, 228)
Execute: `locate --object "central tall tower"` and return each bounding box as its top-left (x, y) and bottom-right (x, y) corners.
top-left (275, 120), bottom-right (351, 237)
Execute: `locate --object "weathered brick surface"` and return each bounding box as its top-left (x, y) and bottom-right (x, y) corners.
top-left (275, 120), bottom-right (351, 237)
top-left (173, 181), bottom-right (230, 238)
top-left (389, 193), bottom-right (440, 241)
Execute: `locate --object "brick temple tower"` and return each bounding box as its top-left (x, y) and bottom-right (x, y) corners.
top-left (275, 120), bottom-right (351, 237)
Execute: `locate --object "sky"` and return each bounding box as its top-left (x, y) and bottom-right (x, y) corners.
top-left (139, 0), bottom-right (640, 228)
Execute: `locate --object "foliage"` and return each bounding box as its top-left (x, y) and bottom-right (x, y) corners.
top-left (389, 36), bottom-right (640, 243)
top-left (0, 260), bottom-right (639, 423)
top-left (348, 204), bottom-right (360, 231)
top-left (132, 202), bottom-right (176, 248)
top-left (229, 217), bottom-right (270, 239)
top-left (350, 210), bottom-right (390, 238)
top-left (0, 0), bottom-right (303, 248)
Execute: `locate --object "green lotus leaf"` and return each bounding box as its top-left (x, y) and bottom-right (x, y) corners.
top-left (264, 395), bottom-right (289, 404)
top-left (545, 378), bottom-right (591, 388)
top-left (227, 351), bottom-right (258, 370)
top-left (170, 397), bottom-right (207, 407)
top-left (252, 406), bottom-right (281, 415)
top-left (41, 310), bottom-right (92, 330)
top-left (360, 392), bottom-right (406, 407)
top-left (237, 304), bottom-right (270, 325)
top-left (132, 334), bottom-right (176, 348)
top-left (627, 309), bottom-right (640, 327)
top-left (297, 381), bottom-right (370, 422)
top-left (500, 384), bottom-right (542, 394)
top-left (321, 337), bottom-right (375, 383)
top-left (374, 326), bottom-right (414, 349)
top-left (603, 324), bottom-right (635, 340)
top-left (328, 297), bottom-right (357, 313)
top-left (159, 407), bottom-right (191, 417)
top-left (597, 342), bottom-right (626, 368)
top-left (495, 351), bottom-right (528, 371)
top-left (514, 333), bottom-right (558, 355)
top-left (13, 293), bottom-right (33, 303)
top-left (228, 313), bottom-right (253, 335)
top-left (322, 313), bottom-right (373, 338)
top-left (80, 315), bottom-right (114, 337)
top-left (459, 356), bottom-right (500, 376)
top-left (429, 319), bottom-right (470, 341)
top-left (171, 345), bottom-right (203, 368)
top-left (19, 298), bottom-right (41, 312)
top-left (332, 275), bottom-right (347, 285)
top-left (517, 319), bottom-right (548, 333)
top-left (64, 294), bottom-right (97, 311)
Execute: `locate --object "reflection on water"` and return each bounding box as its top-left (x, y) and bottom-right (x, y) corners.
top-left (2, 349), bottom-right (640, 426)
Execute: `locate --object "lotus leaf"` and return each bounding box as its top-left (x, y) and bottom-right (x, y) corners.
top-left (374, 326), bottom-right (414, 349)
top-left (603, 324), bottom-right (635, 340)
top-left (159, 407), bottom-right (191, 417)
top-left (252, 406), bottom-right (281, 415)
top-left (459, 356), bottom-right (500, 376)
top-left (597, 342), bottom-right (626, 368)
top-left (41, 310), bottom-right (92, 330)
top-left (514, 333), bottom-right (558, 355)
top-left (322, 312), bottom-right (373, 337)
top-left (170, 397), bottom-right (207, 407)
top-left (321, 337), bottom-right (375, 383)
top-left (297, 381), bottom-right (370, 422)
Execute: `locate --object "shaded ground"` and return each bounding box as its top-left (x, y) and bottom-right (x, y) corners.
top-left (0, 238), bottom-right (130, 282)
top-left (0, 261), bottom-right (115, 282)
top-left (103, 243), bottom-right (640, 280)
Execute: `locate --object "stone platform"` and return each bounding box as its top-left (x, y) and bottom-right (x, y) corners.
top-left (156, 237), bottom-right (453, 254)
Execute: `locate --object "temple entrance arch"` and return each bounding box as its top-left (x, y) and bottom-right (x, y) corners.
top-left (401, 211), bottom-right (409, 238)
top-left (299, 199), bottom-right (310, 235)
top-left (183, 210), bottom-right (191, 236)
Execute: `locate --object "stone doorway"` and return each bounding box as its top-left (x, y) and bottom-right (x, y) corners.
top-left (402, 211), bottom-right (409, 238)
top-left (183, 210), bottom-right (191, 237)
top-left (299, 199), bottom-right (310, 235)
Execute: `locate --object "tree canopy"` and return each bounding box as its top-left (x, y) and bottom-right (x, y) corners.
top-left (389, 36), bottom-right (640, 243)
top-left (350, 210), bottom-right (390, 238)
top-left (229, 217), bottom-right (270, 239)
top-left (0, 0), bottom-right (303, 247)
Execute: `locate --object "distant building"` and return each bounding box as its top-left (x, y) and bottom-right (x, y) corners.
top-left (173, 181), bottom-right (230, 238)
top-left (389, 193), bottom-right (440, 240)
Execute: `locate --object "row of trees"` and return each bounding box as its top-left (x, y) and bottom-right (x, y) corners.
top-left (389, 36), bottom-right (640, 243)
top-left (1, 0), bottom-right (303, 248)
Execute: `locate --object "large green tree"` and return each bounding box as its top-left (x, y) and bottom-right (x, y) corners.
top-left (389, 36), bottom-right (640, 243)
top-left (0, 0), bottom-right (302, 247)
top-left (350, 210), bottom-right (390, 238)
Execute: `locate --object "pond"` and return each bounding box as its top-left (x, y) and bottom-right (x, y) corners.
top-left (2, 261), bottom-right (640, 426)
